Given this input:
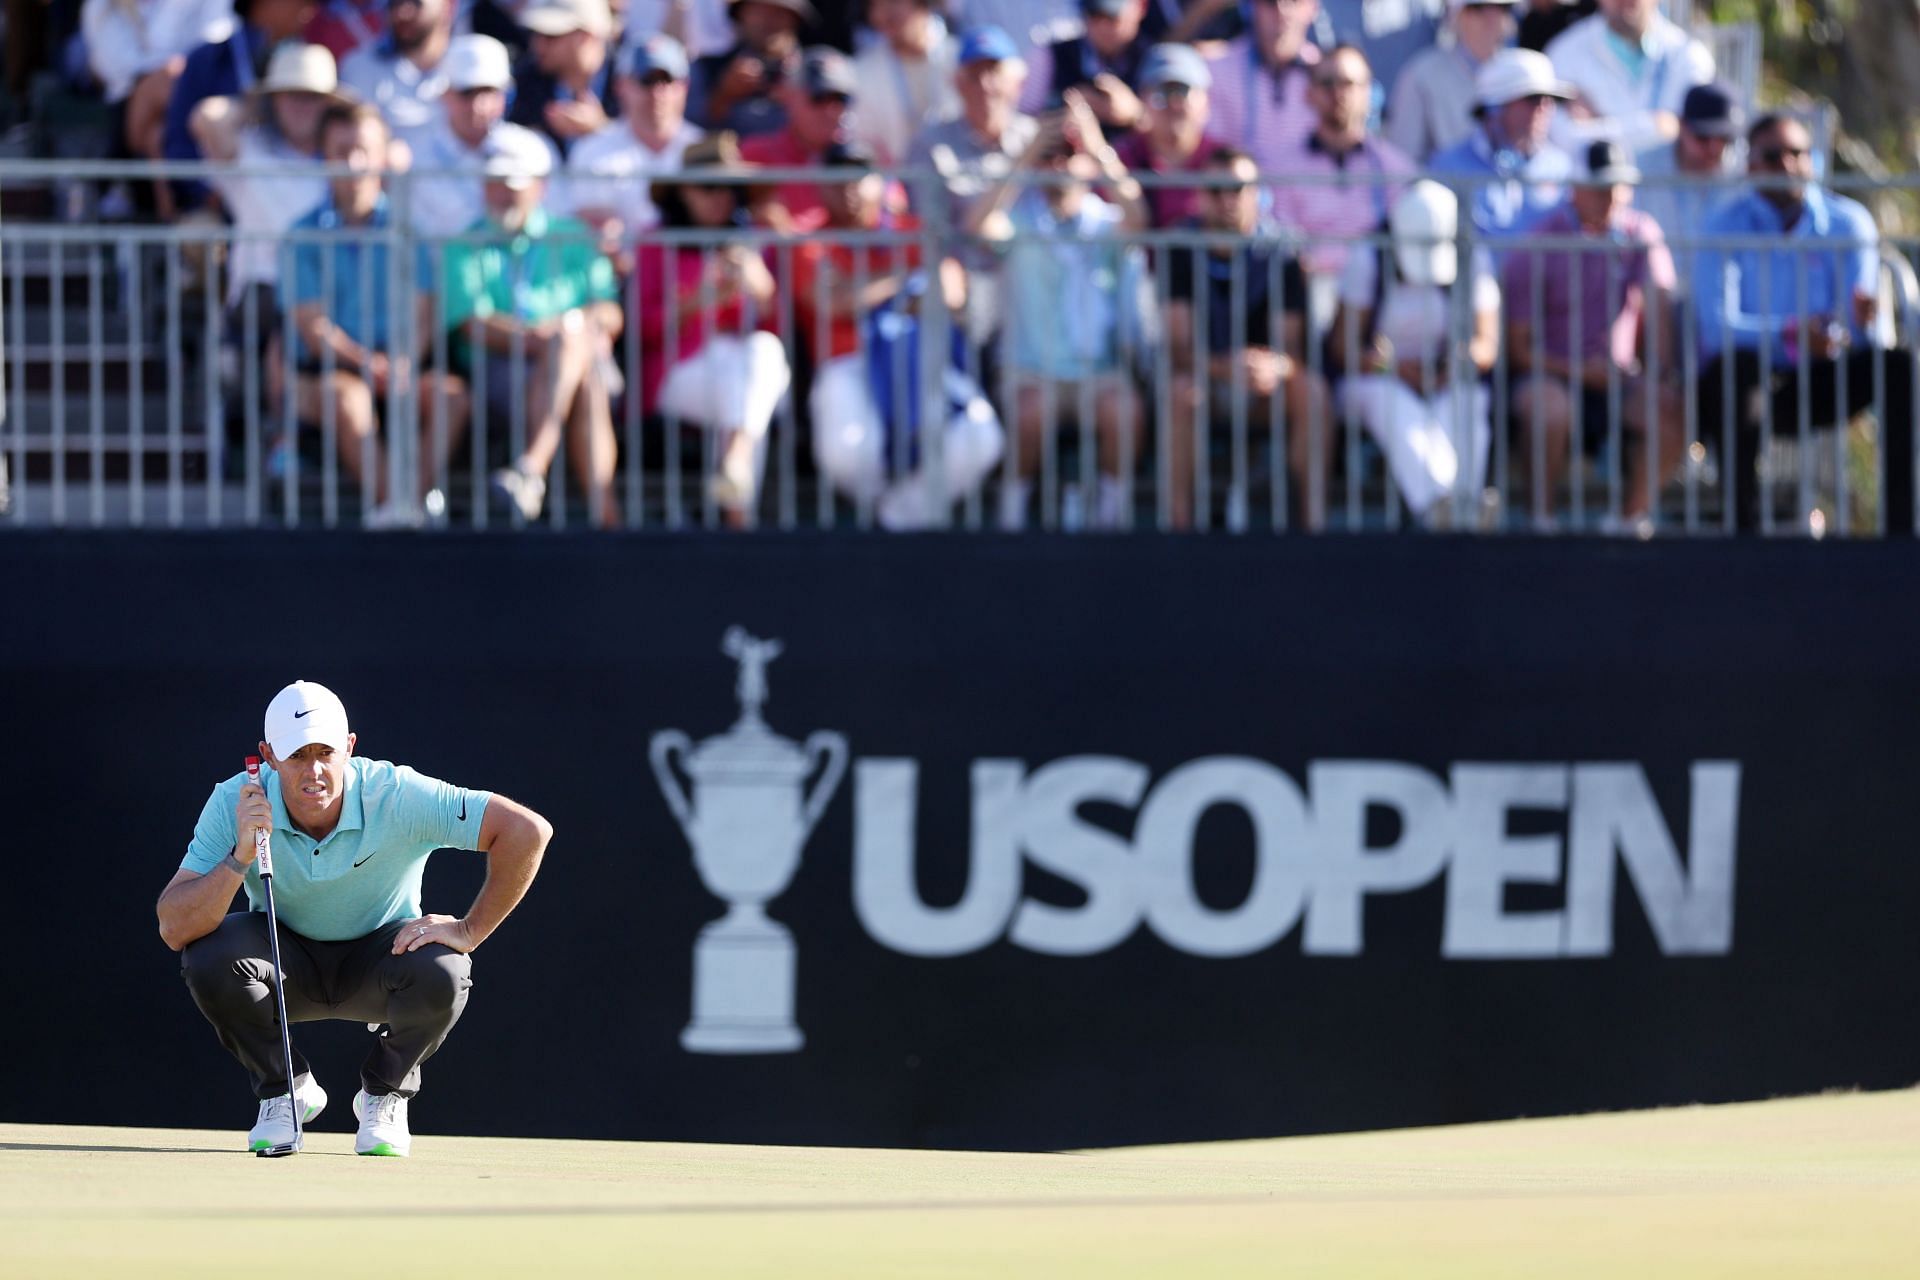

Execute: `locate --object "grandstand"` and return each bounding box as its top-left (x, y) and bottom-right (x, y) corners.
top-left (8, 0), bottom-right (1911, 534)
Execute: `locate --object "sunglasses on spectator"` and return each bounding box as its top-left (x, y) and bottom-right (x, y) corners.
top-left (810, 92), bottom-right (851, 108)
top-left (636, 73), bottom-right (679, 88)
top-left (1314, 76), bottom-right (1366, 91)
top-left (1757, 143), bottom-right (1810, 165)
top-left (1146, 86), bottom-right (1193, 109)
top-left (1206, 181), bottom-right (1254, 198)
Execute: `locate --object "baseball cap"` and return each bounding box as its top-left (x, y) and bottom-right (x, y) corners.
top-left (1472, 48), bottom-right (1572, 112)
top-left (482, 126), bottom-right (554, 187)
top-left (444, 34), bottom-right (513, 91)
top-left (627, 33), bottom-right (690, 81)
top-left (1390, 180), bottom-right (1458, 288)
top-left (520, 0), bottom-right (612, 37)
top-left (1679, 82), bottom-right (1744, 138)
top-left (958, 25), bottom-right (1021, 66)
top-left (798, 47), bottom-right (857, 98)
top-left (1579, 138), bottom-right (1640, 185)
top-left (263, 680), bottom-right (352, 760)
top-left (1139, 43), bottom-right (1211, 91)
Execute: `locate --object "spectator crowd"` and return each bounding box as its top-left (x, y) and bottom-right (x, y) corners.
top-left (8, 0), bottom-right (1908, 532)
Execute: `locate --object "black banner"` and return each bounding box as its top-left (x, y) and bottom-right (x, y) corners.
top-left (3, 532), bottom-right (1917, 1149)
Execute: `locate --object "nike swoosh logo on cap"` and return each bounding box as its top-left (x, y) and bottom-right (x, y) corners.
top-left (294, 709), bottom-right (315, 719)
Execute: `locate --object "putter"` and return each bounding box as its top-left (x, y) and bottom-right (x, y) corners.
top-left (247, 755), bottom-right (303, 1157)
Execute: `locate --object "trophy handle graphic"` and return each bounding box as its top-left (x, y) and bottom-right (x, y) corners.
top-left (799, 731), bottom-right (848, 835)
top-left (649, 730), bottom-right (695, 833)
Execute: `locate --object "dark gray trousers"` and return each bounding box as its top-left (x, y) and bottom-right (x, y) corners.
top-left (180, 912), bottom-right (473, 1100)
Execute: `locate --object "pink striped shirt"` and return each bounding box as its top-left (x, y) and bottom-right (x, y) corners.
top-left (1268, 133), bottom-right (1415, 276)
top-left (1202, 38), bottom-right (1323, 178)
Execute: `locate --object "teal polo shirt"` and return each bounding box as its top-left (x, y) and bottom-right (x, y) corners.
top-left (183, 757), bottom-right (492, 942)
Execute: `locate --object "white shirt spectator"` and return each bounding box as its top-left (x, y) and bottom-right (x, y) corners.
top-left (1545, 9), bottom-right (1711, 152)
top-left (212, 126), bottom-right (328, 307)
top-left (82, 0), bottom-right (233, 102)
top-left (340, 39), bottom-right (453, 157)
top-left (850, 19), bottom-right (962, 166)
top-left (409, 118), bottom-right (554, 235)
top-left (557, 117), bottom-right (703, 232)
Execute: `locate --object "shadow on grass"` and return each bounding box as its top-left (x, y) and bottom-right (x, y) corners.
top-left (1, 1140), bottom-right (258, 1156)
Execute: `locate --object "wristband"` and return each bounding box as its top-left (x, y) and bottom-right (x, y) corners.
top-left (219, 852), bottom-right (251, 877)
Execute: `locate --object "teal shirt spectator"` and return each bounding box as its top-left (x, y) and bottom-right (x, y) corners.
top-left (440, 207), bottom-right (617, 364)
top-left (1692, 184), bottom-right (1880, 365)
top-left (182, 757), bottom-right (492, 942)
top-left (281, 194), bottom-right (434, 366)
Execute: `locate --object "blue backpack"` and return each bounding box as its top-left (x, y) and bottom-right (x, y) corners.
top-left (863, 273), bottom-right (974, 474)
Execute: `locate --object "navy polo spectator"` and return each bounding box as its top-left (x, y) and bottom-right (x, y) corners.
top-left (1019, 0), bottom-right (1154, 133)
top-left (163, 0), bottom-right (318, 203)
top-left (508, 0), bottom-right (620, 159)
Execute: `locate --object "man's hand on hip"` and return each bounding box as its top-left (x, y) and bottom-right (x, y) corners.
top-left (394, 914), bottom-right (478, 954)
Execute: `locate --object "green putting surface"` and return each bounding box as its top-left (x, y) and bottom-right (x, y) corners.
top-left (4, 1089), bottom-right (1916, 1277)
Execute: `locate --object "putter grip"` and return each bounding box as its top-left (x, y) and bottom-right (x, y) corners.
top-left (245, 756), bottom-right (274, 877)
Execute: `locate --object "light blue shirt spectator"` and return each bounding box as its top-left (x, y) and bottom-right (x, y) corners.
top-left (1692, 185), bottom-right (1880, 365)
top-left (1428, 126), bottom-right (1571, 238)
top-left (997, 189), bottom-right (1129, 379)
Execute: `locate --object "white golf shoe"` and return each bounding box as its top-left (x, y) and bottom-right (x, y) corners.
top-left (354, 1089), bottom-right (411, 1157)
top-left (247, 1073), bottom-right (327, 1153)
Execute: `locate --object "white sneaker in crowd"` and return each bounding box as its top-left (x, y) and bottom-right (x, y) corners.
top-left (247, 1073), bottom-right (327, 1153)
top-left (489, 466), bottom-right (546, 521)
top-left (353, 1089), bottom-right (411, 1158)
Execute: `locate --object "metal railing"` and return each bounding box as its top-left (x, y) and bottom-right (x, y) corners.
top-left (2, 160), bottom-right (1916, 535)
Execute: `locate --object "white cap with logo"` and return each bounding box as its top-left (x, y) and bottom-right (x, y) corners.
top-left (263, 680), bottom-right (352, 760)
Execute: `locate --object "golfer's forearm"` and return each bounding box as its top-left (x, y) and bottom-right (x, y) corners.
top-left (157, 867), bottom-right (241, 950)
top-left (462, 845), bottom-right (543, 946)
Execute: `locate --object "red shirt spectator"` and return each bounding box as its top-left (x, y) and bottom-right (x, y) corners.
top-left (738, 45), bottom-right (856, 231)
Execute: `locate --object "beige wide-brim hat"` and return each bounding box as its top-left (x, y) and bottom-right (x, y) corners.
top-left (254, 41), bottom-right (358, 105)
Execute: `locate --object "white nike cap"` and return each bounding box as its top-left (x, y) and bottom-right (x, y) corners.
top-left (263, 680), bottom-right (352, 759)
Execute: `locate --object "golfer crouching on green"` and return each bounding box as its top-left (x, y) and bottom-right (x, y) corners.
top-left (158, 680), bottom-right (552, 1156)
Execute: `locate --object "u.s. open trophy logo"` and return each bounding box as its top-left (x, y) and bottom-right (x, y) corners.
top-left (650, 628), bottom-right (848, 1053)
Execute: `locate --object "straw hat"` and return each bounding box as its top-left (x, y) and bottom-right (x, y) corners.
top-left (254, 42), bottom-right (357, 104)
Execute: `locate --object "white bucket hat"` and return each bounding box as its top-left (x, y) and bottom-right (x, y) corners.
top-left (1390, 180), bottom-right (1459, 288)
top-left (263, 680), bottom-right (352, 760)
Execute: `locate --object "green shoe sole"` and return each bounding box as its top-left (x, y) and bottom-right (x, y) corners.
top-left (357, 1143), bottom-right (405, 1157)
